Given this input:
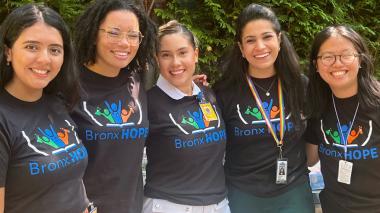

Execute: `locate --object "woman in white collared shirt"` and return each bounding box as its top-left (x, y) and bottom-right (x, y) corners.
top-left (143, 20), bottom-right (230, 213)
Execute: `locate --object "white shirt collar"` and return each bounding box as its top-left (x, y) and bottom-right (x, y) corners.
top-left (156, 75), bottom-right (201, 100)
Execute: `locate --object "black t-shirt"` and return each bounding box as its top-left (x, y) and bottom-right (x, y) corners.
top-left (0, 89), bottom-right (89, 213)
top-left (70, 67), bottom-right (148, 212)
top-left (305, 95), bottom-right (380, 212)
top-left (216, 76), bottom-right (309, 197)
top-left (144, 85), bottom-right (227, 205)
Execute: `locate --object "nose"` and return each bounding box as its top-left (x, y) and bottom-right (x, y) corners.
top-left (255, 39), bottom-right (265, 49)
top-left (118, 35), bottom-right (131, 46)
top-left (37, 49), bottom-right (51, 64)
top-left (172, 55), bottom-right (181, 66)
top-left (332, 55), bottom-right (344, 67)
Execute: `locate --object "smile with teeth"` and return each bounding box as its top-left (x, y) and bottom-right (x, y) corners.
top-left (331, 71), bottom-right (347, 77)
top-left (254, 52), bottom-right (270, 58)
top-left (112, 51), bottom-right (129, 57)
top-left (31, 68), bottom-right (48, 75)
top-left (170, 69), bottom-right (185, 75)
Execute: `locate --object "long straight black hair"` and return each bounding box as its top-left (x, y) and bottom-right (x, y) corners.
top-left (307, 25), bottom-right (380, 118)
top-left (214, 3), bottom-right (306, 130)
top-left (0, 3), bottom-right (80, 109)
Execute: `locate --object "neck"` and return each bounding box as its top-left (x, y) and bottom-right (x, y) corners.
top-left (86, 63), bottom-right (120, 77)
top-left (248, 66), bottom-right (276, 79)
top-left (177, 83), bottom-right (193, 96)
top-left (5, 81), bottom-right (42, 102)
top-left (331, 84), bottom-right (358, 99)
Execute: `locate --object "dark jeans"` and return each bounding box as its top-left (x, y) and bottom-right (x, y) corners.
top-left (227, 182), bottom-right (314, 213)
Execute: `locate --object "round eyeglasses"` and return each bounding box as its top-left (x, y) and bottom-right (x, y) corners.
top-left (99, 28), bottom-right (144, 46)
top-left (317, 53), bottom-right (361, 66)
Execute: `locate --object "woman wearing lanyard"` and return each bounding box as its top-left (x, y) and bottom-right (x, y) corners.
top-left (214, 4), bottom-right (313, 212)
top-left (71, 0), bottom-right (156, 212)
top-left (143, 20), bottom-right (230, 213)
top-left (305, 25), bottom-right (380, 212)
top-left (0, 4), bottom-right (89, 213)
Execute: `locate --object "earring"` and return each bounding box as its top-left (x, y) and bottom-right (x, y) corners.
top-left (6, 61), bottom-right (10, 66)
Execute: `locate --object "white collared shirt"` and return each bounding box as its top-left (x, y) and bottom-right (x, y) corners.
top-left (156, 75), bottom-right (201, 100)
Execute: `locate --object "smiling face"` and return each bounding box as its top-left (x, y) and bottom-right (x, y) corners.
top-left (90, 10), bottom-right (140, 77)
top-left (316, 34), bottom-right (360, 98)
top-left (239, 19), bottom-right (281, 78)
top-left (5, 21), bottom-right (64, 101)
top-left (157, 33), bottom-right (198, 95)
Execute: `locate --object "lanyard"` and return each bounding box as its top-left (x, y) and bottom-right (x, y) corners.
top-left (332, 93), bottom-right (359, 160)
top-left (246, 75), bottom-right (285, 157)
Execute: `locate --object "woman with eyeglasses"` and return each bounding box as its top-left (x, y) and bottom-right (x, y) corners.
top-left (305, 25), bottom-right (380, 212)
top-left (71, 0), bottom-right (156, 212)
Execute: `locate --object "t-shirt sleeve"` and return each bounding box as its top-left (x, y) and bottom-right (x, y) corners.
top-left (213, 88), bottom-right (227, 118)
top-left (303, 118), bottom-right (322, 145)
top-left (0, 131), bottom-right (10, 187)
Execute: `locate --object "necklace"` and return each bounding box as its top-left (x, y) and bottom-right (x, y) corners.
top-left (331, 93), bottom-right (359, 157)
top-left (253, 78), bottom-right (276, 96)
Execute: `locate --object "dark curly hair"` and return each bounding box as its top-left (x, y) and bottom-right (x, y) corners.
top-left (74, 0), bottom-right (157, 73)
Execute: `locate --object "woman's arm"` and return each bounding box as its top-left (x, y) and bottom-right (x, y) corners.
top-left (0, 187), bottom-right (4, 213)
top-left (306, 143), bottom-right (319, 167)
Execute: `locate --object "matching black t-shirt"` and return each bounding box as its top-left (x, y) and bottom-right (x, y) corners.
top-left (4, 68), bottom-right (374, 212)
top-left (144, 85), bottom-right (227, 205)
top-left (70, 66), bottom-right (148, 212)
top-left (305, 95), bottom-right (380, 212)
top-left (0, 89), bottom-right (89, 213)
top-left (216, 76), bottom-right (309, 197)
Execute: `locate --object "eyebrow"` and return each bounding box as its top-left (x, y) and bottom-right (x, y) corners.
top-left (319, 49), bottom-right (356, 54)
top-left (243, 32), bottom-right (275, 40)
top-left (159, 47), bottom-right (189, 52)
top-left (106, 27), bottom-right (139, 32)
top-left (22, 40), bottom-right (40, 44)
top-left (23, 40), bottom-right (63, 48)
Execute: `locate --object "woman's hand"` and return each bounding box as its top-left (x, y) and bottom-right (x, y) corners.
top-left (0, 187), bottom-right (4, 213)
top-left (193, 74), bottom-right (209, 86)
top-left (306, 143), bottom-right (319, 167)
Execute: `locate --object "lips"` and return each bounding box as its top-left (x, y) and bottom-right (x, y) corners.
top-left (30, 68), bottom-right (49, 77)
top-left (331, 70), bottom-right (347, 77)
top-left (169, 69), bottom-right (185, 76)
top-left (112, 50), bottom-right (129, 59)
top-left (254, 52), bottom-right (270, 58)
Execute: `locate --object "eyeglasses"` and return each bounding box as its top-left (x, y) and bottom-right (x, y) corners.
top-left (99, 28), bottom-right (144, 46)
top-left (317, 53), bottom-right (361, 66)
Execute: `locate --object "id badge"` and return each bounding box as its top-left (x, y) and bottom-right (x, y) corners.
top-left (338, 160), bottom-right (353, 185)
top-left (88, 202), bottom-right (97, 213)
top-left (199, 102), bottom-right (217, 121)
top-left (276, 158), bottom-right (288, 184)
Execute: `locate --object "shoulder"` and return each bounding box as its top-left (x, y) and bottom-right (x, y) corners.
top-left (147, 85), bottom-right (162, 97)
top-left (147, 86), bottom-right (168, 106)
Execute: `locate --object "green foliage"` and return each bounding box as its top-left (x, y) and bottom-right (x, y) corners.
top-left (0, 0), bottom-right (379, 81)
top-left (0, 0), bottom-right (93, 29)
top-left (155, 0), bottom-right (236, 83)
top-left (155, 0), bottom-right (380, 81)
